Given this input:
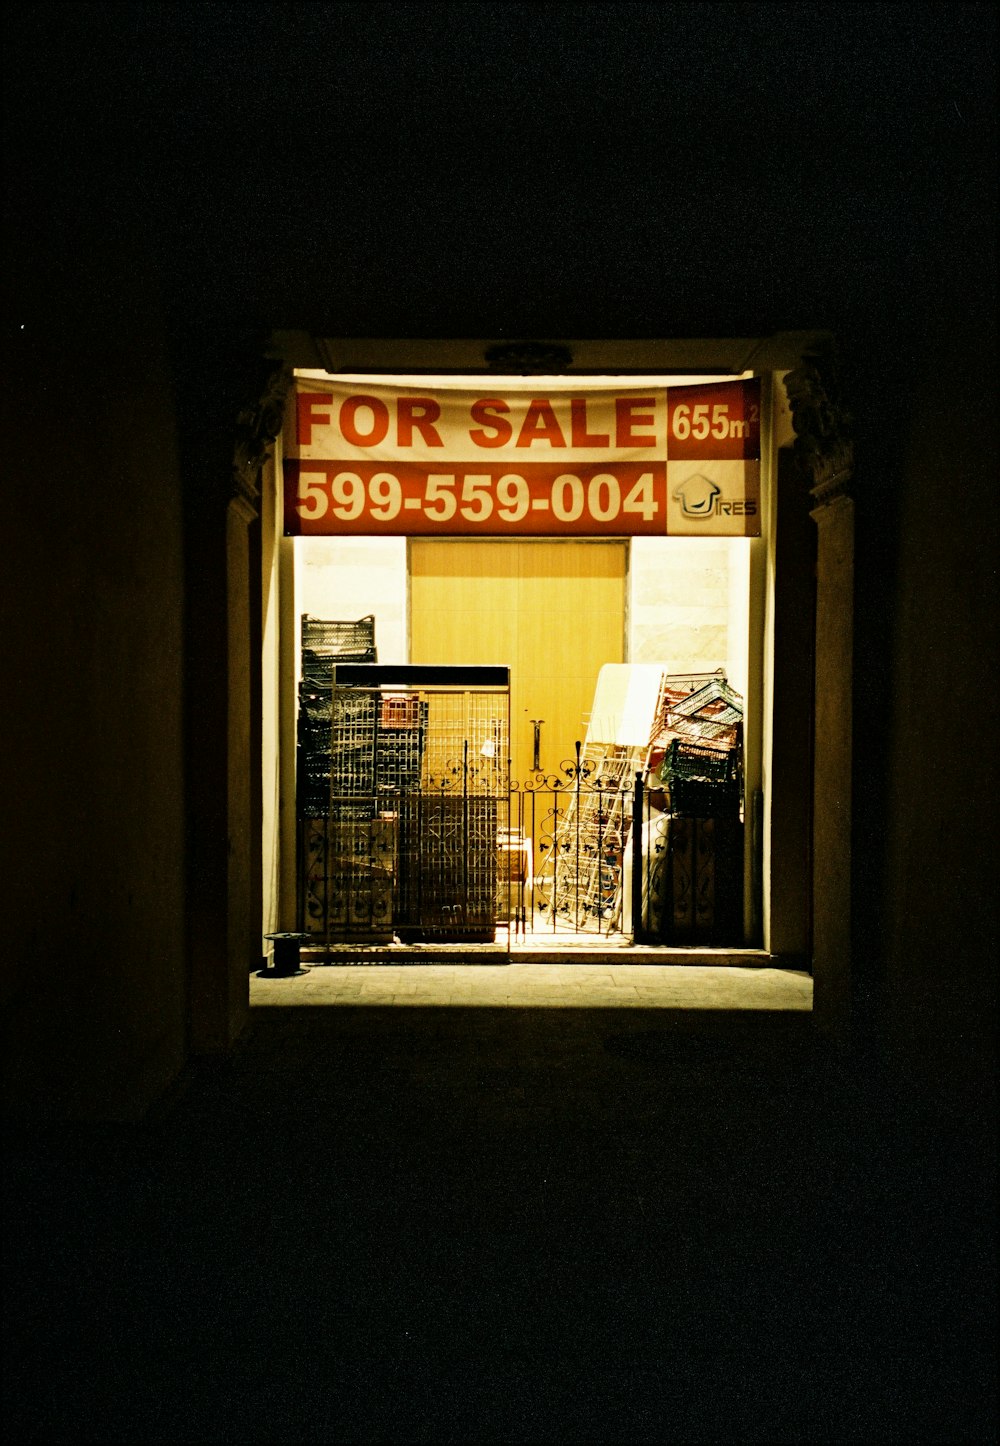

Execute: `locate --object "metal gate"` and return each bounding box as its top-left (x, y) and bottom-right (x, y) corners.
top-left (297, 639), bottom-right (747, 950)
top-left (504, 744), bottom-right (644, 937)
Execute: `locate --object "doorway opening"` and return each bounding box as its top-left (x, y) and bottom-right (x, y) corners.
top-left (261, 368), bottom-right (775, 962)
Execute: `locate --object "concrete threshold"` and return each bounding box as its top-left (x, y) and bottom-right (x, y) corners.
top-left (301, 942), bottom-right (776, 968)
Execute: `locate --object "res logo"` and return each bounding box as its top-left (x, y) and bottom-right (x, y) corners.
top-left (672, 474), bottom-right (757, 519)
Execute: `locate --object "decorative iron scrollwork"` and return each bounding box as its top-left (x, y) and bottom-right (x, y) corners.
top-left (519, 745), bottom-right (640, 934)
top-left (425, 753), bottom-right (508, 794)
top-left (510, 752), bottom-right (602, 795)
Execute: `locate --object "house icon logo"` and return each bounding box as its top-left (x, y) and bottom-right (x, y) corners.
top-left (672, 473), bottom-right (721, 518)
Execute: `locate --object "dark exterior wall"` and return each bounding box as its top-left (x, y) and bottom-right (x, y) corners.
top-left (1, 215), bottom-right (187, 1119)
top-left (3, 3), bottom-right (995, 1123)
top-left (173, 343), bottom-right (260, 1059)
top-left (839, 69), bottom-right (998, 1096)
top-left (882, 307), bottom-right (999, 1090)
top-left (812, 494), bottom-right (855, 1036)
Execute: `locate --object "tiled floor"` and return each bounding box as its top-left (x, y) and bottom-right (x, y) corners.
top-left (252, 961), bottom-right (812, 1009)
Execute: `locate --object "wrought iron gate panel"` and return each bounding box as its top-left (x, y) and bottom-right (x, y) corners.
top-left (509, 743), bottom-right (647, 936)
top-left (395, 794), bottom-right (498, 941)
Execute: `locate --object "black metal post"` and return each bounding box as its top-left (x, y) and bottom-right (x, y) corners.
top-left (462, 738), bottom-right (469, 920)
top-left (595, 787), bottom-right (605, 936)
top-left (574, 740), bottom-right (582, 928)
top-left (631, 772), bottom-right (644, 943)
top-left (529, 786), bottom-right (536, 935)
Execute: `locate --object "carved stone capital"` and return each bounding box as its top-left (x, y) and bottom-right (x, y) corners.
top-left (783, 348), bottom-right (854, 509)
top-left (231, 360), bottom-right (294, 519)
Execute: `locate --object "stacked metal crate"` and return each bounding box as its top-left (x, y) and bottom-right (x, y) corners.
top-left (296, 615), bottom-right (380, 940)
top-left (302, 659), bottom-right (508, 948)
top-left (640, 674), bottom-right (745, 945)
top-left (317, 666), bottom-right (508, 945)
top-left (298, 613), bottom-right (377, 813)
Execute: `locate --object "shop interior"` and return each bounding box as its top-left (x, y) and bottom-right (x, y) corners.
top-left (262, 374), bottom-right (769, 961)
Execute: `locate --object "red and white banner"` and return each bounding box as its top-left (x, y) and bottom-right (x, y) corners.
top-left (283, 378), bottom-right (760, 537)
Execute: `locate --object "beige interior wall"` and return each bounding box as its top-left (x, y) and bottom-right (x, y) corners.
top-left (294, 536), bottom-right (408, 665)
top-left (628, 537), bottom-right (731, 671)
top-left (725, 541), bottom-right (752, 703)
top-left (627, 536), bottom-right (751, 701)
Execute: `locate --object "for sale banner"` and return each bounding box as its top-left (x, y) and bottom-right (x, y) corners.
top-left (283, 378), bottom-right (760, 537)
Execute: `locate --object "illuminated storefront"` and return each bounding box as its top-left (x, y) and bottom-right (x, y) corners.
top-left (262, 367), bottom-right (785, 958)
